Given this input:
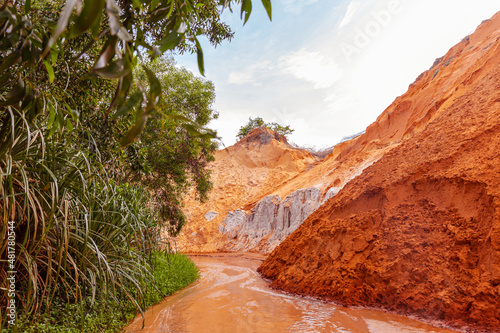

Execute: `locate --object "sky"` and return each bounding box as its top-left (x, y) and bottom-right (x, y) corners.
top-left (175, 0), bottom-right (500, 149)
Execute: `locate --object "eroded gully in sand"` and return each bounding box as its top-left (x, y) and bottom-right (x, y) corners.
top-left (126, 254), bottom-right (460, 333)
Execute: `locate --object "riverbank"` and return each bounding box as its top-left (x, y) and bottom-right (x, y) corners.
top-left (9, 253), bottom-right (198, 333)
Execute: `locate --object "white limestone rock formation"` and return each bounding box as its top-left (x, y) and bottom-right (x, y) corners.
top-left (220, 186), bottom-right (334, 252)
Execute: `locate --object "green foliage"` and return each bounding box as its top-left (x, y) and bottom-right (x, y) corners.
top-left (236, 117), bottom-right (295, 141)
top-left (1, 0), bottom-right (272, 148)
top-left (144, 252), bottom-right (200, 305)
top-left (0, 0), bottom-right (272, 330)
top-left (270, 122), bottom-right (295, 138)
top-left (80, 57), bottom-right (219, 237)
top-left (124, 57), bottom-right (219, 236)
top-left (0, 117), bottom-right (156, 329)
top-left (9, 253), bottom-right (199, 333)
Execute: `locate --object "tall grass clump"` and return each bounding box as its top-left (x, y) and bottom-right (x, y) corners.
top-left (14, 252), bottom-right (199, 333)
top-left (0, 111), bottom-right (158, 330)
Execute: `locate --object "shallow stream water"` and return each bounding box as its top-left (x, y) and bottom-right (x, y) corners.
top-left (126, 254), bottom-right (460, 333)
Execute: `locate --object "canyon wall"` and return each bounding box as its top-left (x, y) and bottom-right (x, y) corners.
top-left (176, 127), bottom-right (318, 252)
top-left (259, 13), bottom-right (500, 332)
top-left (177, 124), bottom-right (392, 253)
top-left (219, 187), bottom-right (324, 253)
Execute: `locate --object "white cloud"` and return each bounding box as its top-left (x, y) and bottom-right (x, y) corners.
top-left (227, 61), bottom-right (273, 86)
top-left (280, 49), bottom-right (343, 89)
top-left (338, 1), bottom-right (362, 29)
top-left (281, 0), bottom-right (319, 14)
top-left (227, 71), bottom-right (255, 85)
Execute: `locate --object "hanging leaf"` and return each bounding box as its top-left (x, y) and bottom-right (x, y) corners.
top-left (150, 0), bottom-right (161, 11)
top-left (92, 59), bottom-right (130, 79)
top-left (240, 0), bottom-right (252, 25)
top-left (48, 120), bottom-right (58, 138)
top-left (24, 0), bottom-right (32, 14)
top-left (43, 60), bottom-right (55, 83)
top-left (66, 118), bottom-right (73, 131)
top-left (143, 65), bottom-right (161, 113)
top-left (93, 36), bottom-right (117, 70)
top-left (261, 0), bottom-right (272, 21)
top-left (177, 22), bottom-right (187, 33)
top-left (114, 91), bottom-right (143, 118)
top-left (43, 0), bottom-right (79, 57)
top-left (91, 5), bottom-right (104, 37)
top-left (70, 0), bottom-right (105, 37)
top-left (106, 0), bottom-right (132, 41)
top-left (0, 52), bottom-right (22, 74)
top-left (51, 49), bottom-right (58, 66)
top-left (157, 31), bottom-right (183, 53)
top-left (0, 76), bottom-right (25, 107)
top-left (120, 114), bottom-right (147, 147)
top-left (107, 71), bottom-right (133, 112)
top-left (47, 101), bottom-right (56, 129)
top-left (195, 38), bottom-right (205, 76)
top-left (64, 104), bottom-right (79, 121)
top-left (0, 71), bottom-right (13, 89)
top-left (20, 84), bottom-right (35, 111)
top-left (168, 113), bottom-right (194, 123)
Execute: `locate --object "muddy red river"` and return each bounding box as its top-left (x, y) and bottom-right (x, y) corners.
top-left (126, 254), bottom-right (460, 333)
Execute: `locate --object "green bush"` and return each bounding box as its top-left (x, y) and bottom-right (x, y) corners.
top-left (236, 117), bottom-right (294, 141)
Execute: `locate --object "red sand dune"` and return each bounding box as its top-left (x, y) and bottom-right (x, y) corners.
top-left (258, 12), bottom-right (500, 332)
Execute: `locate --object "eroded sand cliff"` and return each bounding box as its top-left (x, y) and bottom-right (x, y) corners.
top-left (259, 13), bottom-right (500, 332)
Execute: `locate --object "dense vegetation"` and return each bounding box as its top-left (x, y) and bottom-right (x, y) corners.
top-left (19, 253), bottom-right (199, 333)
top-left (0, 0), bottom-right (272, 331)
top-left (236, 117), bottom-right (294, 141)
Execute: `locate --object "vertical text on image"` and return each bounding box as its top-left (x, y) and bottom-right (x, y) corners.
top-left (7, 220), bottom-right (17, 326)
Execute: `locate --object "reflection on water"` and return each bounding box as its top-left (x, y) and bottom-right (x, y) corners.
top-left (126, 254), bottom-right (460, 333)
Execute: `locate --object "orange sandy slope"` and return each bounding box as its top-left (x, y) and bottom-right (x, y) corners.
top-left (259, 12), bottom-right (500, 333)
